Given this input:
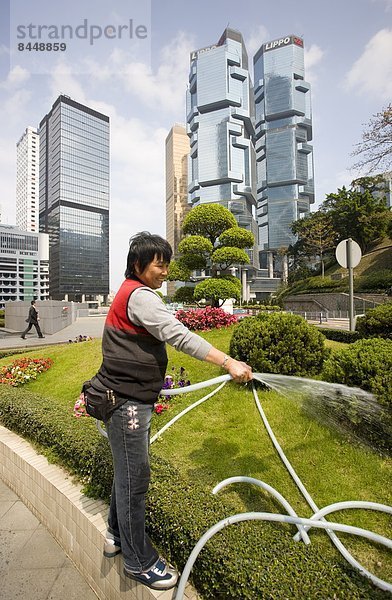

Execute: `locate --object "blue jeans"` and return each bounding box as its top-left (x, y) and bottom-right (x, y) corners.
top-left (106, 399), bottom-right (159, 573)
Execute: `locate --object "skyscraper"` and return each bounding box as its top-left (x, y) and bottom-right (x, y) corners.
top-left (253, 35), bottom-right (314, 257)
top-left (16, 126), bottom-right (39, 233)
top-left (165, 124), bottom-right (190, 297)
top-left (187, 28), bottom-right (258, 271)
top-left (39, 95), bottom-right (109, 302)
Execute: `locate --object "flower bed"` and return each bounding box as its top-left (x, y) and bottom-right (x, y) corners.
top-left (0, 357), bottom-right (53, 386)
top-left (175, 306), bottom-right (237, 331)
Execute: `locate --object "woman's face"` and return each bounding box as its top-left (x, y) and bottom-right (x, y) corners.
top-left (135, 255), bottom-right (169, 289)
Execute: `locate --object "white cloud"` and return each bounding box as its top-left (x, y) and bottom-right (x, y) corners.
top-left (113, 31), bottom-right (195, 115)
top-left (304, 44), bottom-right (325, 84)
top-left (48, 61), bottom-right (88, 104)
top-left (345, 28), bottom-right (392, 101)
top-left (246, 24), bottom-right (270, 57)
top-left (0, 65), bottom-right (30, 90)
top-left (108, 113), bottom-right (168, 289)
top-left (315, 169), bottom-right (352, 207)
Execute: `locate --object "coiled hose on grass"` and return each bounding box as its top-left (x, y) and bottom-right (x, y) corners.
top-left (96, 373), bottom-right (392, 596)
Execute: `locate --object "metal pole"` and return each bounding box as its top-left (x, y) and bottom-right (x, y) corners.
top-left (346, 238), bottom-right (355, 332)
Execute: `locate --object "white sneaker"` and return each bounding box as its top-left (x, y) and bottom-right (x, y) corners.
top-left (103, 537), bottom-right (122, 558)
top-left (124, 556), bottom-right (179, 590)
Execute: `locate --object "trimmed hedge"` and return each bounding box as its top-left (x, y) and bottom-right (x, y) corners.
top-left (0, 386), bottom-right (384, 600)
top-left (322, 338), bottom-right (392, 409)
top-left (319, 328), bottom-right (361, 343)
top-left (230, 312), bottom-right (329, 376)
top-left (322, 338), bottom-right (392, 454)
top-left (0, 385), bottom-right (385, 599)
top-left (355, 302), bottom-right (392, 339)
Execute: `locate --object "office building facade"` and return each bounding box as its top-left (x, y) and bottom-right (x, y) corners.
top-left (165, 124), bottom-right (190, 297)
top-left (0, 225), bottom-right (49, 309)
top-left (39, 95), bottom-right (109, 302)
top-left (187, 28), bottom-right (258, 270)
top-left (253, 35), bottom-right (314, 256)
top-left (16, 126), bottom-right (40, 233)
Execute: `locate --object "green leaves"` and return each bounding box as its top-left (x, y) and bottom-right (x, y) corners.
top-left (182, 203), bottom-right (237, 244)
top-left (322, 185), bottom-right (390, 253)
top-left (229, 312), bottom-right (328, 377)
top-left (167, 259), bottom-right (191, 282)
top-left (211, 246), bottom-right (250, 269)
top-left (355, 303), bottom-right (392, 339)
top-left (219, 227), bottom-right (255, 249)
top-left (194, 278), bottom-right (240, 306)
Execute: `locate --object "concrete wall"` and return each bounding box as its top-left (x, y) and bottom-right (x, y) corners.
top-left (5, 300), bottom-right (88, 334)
top-left (0, 426), bottom-right (197, 600)
top-left (283, 292), bottom-right (388, 314)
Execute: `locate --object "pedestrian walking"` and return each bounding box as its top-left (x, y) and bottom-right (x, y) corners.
top-left (21, 300), bottom-right (44, 339)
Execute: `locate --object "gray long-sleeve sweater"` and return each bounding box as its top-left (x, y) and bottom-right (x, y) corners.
top-left (128, 287), bottom-right (212, 361)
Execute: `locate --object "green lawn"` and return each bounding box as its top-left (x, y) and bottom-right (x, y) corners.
top-left (1, 330), bottom-right (391, 586)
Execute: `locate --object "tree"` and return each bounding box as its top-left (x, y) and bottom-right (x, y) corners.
top-left (291, 211), bottom-right (337, 277)
top-left (193, 277), bottom-right (241, 306)
top-left (167, 259), bottom-right (191, 282)
top-left (182, 203), bottom-right (237, 244)
top-left (351, 103), bottom-right (392, 174)
top-left (173, 204), bottom-right (254, 307)
top-left (321, 184), bottom-right (390, 253)
top-left (173, 286), bottom-right (195, 304)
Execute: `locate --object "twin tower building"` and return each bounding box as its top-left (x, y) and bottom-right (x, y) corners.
top-left (167, 28), bottom-right (314, 298)
top-left (11, 27), bottom-right (313, 308)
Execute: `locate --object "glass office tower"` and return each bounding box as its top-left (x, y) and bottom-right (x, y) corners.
top-left (187, 28), bottom-right (258, 269)
top-left (39, 95), bottom-right (109, 302)
top-left (253, 35), bottom-right (314, 256)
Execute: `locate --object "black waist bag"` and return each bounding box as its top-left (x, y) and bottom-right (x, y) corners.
top-left (81, 378), bottom-right (127, 422)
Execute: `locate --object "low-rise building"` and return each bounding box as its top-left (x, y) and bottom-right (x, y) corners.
top-left (0, 225), bottom-right (49, 309)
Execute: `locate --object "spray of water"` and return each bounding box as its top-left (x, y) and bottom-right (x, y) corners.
top-left (252, 373), bottom-right (391, 455)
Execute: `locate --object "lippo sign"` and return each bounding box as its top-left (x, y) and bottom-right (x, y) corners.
top-left (263, 35), bottom-right (303, 52)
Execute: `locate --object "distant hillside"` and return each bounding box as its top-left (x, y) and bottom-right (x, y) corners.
top-left (326, 237), bottom-right (392, 277)
top-left (279, 237), bottom-right (392, 299)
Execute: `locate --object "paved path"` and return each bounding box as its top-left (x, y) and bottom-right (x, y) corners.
top-left (0, 316), bottom-right (105, 599)
top-left (0, 315), bottom-right (106, 350)
top-left (0, 478), bottom-right (98, 600)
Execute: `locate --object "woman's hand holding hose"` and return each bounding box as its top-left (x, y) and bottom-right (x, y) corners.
top-left (224, 357), bottom-right (253, 383)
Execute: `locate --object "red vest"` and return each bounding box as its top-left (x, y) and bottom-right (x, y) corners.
top-left (96, 279), bottom-right (167, 402)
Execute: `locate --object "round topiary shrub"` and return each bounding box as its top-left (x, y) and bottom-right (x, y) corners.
top-left (229, 312), bottom-right (328, 376)
top-left (322, 338), bottom-right (392, 409)
top-left (355, 302), bottom-right (392, 339)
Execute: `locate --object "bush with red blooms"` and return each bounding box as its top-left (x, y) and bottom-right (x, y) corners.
top-left (175, 306), bottom-right (238, 331)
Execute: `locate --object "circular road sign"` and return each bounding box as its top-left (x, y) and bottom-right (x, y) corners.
top-left (335, 238), bottom-right (362, 268)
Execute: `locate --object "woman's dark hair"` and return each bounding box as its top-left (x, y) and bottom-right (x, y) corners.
top-left (125, 232), bottom-right (172, 278)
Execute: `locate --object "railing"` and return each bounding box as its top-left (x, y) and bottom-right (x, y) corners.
top-left (287, 310), bottom-right (367, 322)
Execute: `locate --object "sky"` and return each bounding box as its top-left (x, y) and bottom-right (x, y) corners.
top-left (0, 0), bottom-right (391, 292)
